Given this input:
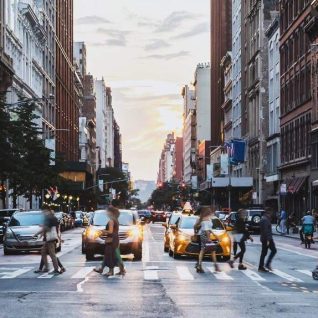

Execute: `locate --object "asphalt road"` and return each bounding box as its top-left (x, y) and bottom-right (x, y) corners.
top-left (0, 224), bottom-right (317, 318)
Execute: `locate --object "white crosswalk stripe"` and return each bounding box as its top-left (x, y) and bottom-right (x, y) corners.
top-left (296, 269), bottom-right (312, 277)
top-left (207, 267), bottom-right (233, 280)
top-left (0, 267), bottom-right (32, 279)
top-left (71, 267), bottom-right (95, 279)
top-left (241, 269), bottom-right (266, 282)
top-left (176, 266), bottom-right (194, 280)
top-left (38, 270), bottom-right (55, 279)
top-left (143, 266), bottom-right (159, 281)
top-left (272, 269), bottom-right (303, 282)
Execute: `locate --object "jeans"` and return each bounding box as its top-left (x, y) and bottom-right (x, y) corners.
top-left (41, 241), bottom-right (59, 271)
top-left (280, 219), bottom-right (286, 234)
top-left (39, 255), bottom-right (64, 270)
top-left (234, 240), bottom-right (246, 263)
top-left (259, 239), bottom-right (277, 269)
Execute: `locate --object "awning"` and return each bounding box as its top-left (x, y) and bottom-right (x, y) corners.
top-left (286, 177), bottom-right (307, 194)
top-left (313, 179), bottom-right (318, 187)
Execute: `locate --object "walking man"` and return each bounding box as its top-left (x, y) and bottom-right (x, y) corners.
top-left (258, 207), bottom-right (277, 272)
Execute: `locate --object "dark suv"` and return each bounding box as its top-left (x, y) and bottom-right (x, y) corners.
top-left (0, 209), bottom-right (20, 243)
top-left (226, 209), bottom-right (264, 233)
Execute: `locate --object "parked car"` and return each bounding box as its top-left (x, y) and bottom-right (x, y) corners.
top-left (0, 209), bottom-right (20, 243)
top-left (163, 212), bottom-right (182, 252)
top-left (137, 210), bottom-right (152, 223)
top-left (215, 211), bottom-right (230, 222)
top-left (74, 211), bottom-right (84, 227)
top-left (82, 209), bottom-right (143, 261)
top-left (151, 211), bottom-right (166, 223)
top-left (167, 214), bottom-right (231, 261)
top-left (3, 211), bottom-right (61, 255)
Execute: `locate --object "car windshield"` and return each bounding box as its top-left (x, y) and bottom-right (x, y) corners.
top-left (248, 210), bottom-right (263, 216)
top-left (93, 211), bottom-right (135, 226)
top-left (9, 213), bottom-right (44, 226)
top-left (169, 214), bottom-right (180, 225)
top-left (215, 212), bottom-right (227, 220)
top-left (179, 217), bottom-right (198, 229)
top-left (212, 218), bottom-right (225, 230)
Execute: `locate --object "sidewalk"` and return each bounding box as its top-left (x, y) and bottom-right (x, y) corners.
top-left (272, 224), bottom-right (318, 241)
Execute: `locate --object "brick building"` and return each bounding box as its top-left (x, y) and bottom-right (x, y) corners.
top-left (55, 0), bottom-right (79, 161)
top-left (210, 0), bottom-right (232, 146)
top-left (279, 0), bottom-right (314, 217)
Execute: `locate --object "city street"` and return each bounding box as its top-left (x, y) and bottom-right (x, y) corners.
top-left (0, 224), bottom-right (317, 318)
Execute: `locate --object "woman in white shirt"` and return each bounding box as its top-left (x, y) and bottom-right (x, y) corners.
top-left (194, 206), bottom-right (221, 273)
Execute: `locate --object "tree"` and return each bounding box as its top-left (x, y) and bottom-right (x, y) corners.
top-left (148, 181), bottom-right (180, 210)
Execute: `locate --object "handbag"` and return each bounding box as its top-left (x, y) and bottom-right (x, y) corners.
top-left (46, 226), bottom-right (58, 242)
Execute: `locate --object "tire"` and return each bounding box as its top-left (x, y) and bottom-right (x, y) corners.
top-left (134, 248), bottom-right (142, 261)
top-left (251, 215), bottom-right (261, 225)
top-left (173, 244), bottom-right (181, 259)
top-left (81, 242), bottom-right (86, 254)
top-left (3, 247), bottom-right (12, 255)
top-left (164, 245), bottom-right (169, 252)
top-left (168, 248), bottom-right (173, 257)
top-left (85, 247), bottom-right (95, 261)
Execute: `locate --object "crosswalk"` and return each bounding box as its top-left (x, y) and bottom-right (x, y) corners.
top-left (0, 263), bottom-right (315, 286)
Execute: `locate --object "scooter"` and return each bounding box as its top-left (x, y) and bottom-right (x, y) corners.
top-left (303, 224), bottom-right (315, 249)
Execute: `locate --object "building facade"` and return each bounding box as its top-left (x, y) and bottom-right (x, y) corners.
top-left (210, 0), bottom-right (232, 146)
top-left (265, 15), bottom-right (280, 211)
top-left (173, 137), bottom-right (183, 182)
top-left (105, 87), bottom-right (114, 167)
top-left (279, 0), bottom-right (313, 217)
top-left (182, 85), bottom-right (196, 184)
top-left (114, 119), bottom-right (122, 171)
top-left (193, 63), bottom-right (211, 142)
top-left (220, 52), bottom-right (233, 142)
top-left (242, 0), bottom-right (279, 204)
top-left (94, 78), bottom-right (107, 168)
top-left (55, 0), bottom-right (78, 161)
top-left (157, 133), bottom-right (175, 183)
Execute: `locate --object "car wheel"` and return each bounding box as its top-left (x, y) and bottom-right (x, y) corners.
top-left (85, 247), bottom-right (95, 261)
top-left (164, 245), bottom-right (169, 252)
top-left (3, 247), bottom-right (13, 255)
top-left (251, 215), bottom-right (261, 225)
top-left (173, 250), bottom-right (181, 259)
top-left (168, 247), bottom-right (173, 257)
top-left (134, 248), bottom-right (142, 261)
top-left (220, 255), bottom-right (231, 262)
top-left (81, 242), bottom-right (86, 254)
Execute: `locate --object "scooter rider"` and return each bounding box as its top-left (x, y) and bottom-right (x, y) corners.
top-left (300, 211), bottom-right (315, 244)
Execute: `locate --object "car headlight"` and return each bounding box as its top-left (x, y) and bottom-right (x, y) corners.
top-left (4, 230), bottom-right (15, 240)
top-left (177, 234), bottom-right (190, 242)
top-left (86, 228), bottom-right (100, 240)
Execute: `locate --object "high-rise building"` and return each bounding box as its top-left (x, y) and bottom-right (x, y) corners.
top-left (173, 137), bottom-right (183, 182)
top-left (157, 133), bottom-right (175, 183)
top-left (279, 0), bottom-right (316, 217)
top-left (55, 0), bottom-right (79, 161)
top-left (0, 0), bottom-right (13, 92)
top-left (114, 119), bottom-right (122, 171)
top-left (210, 0), bottom-right (232, 146)
top-left (106, 87), bottom-right (115, 167)
top-left (265, 15), bottom-right (280, 212)
top-left (182, 85), bottom-right (196, 183)
top-left (242, 0), bottom-right (279, 204)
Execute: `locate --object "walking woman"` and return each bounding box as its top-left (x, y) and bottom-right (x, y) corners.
top-left (228, 209), bottom-right (253, 270)
top-left (94, 207), bottom-right (119, 277)
top-left (112, 207), bottom-right (126, 276)
top-left (194, 206), bottom-right (221, 273)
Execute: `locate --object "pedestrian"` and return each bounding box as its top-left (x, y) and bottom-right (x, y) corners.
top-left (94, 206), bottom-right (119, 277)
top-left (34, 208), bottom-right (61, 274)
top-left (258, 207), bottom-right (277, 272)
top-left (194, 206), bottom-right (221, 273)
top-left (34, 209), bottom-right (65, 274)
top-left (286, 212), bottom-right (296, 235)
top-left (279, 208), bottom-right (287, 235)
top-left (228, 209), bottom-right (253, 270)
top-left (112, 207), bottom-right (126, 276)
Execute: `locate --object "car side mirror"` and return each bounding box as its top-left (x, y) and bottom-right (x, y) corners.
top-left (162, 223), bottom-right (168, 228)
top-left (226, 226), bottom-right (233, 231)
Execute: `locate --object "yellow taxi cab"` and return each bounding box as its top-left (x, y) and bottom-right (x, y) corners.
top-left (167, 214), bottom-right (232, 261)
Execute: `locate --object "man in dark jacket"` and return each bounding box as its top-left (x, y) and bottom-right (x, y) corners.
top-left (258, 207), bottom-right (277, 272)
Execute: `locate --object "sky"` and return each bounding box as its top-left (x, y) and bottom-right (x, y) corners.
top-left (74, 0), bottom-right (210, 181)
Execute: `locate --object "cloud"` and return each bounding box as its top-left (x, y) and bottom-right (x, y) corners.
top-left (76, 15), bottom-right (111, 25)
top-left (156, 11), bottom-right (198, 32)
top-left (144, 50), bottom-right (190, 60)
top-left (145, 39), bottom-right (171, 51)
top-left (124, 9), bottom-right (159, 28)
top-left (173, 22), bottom-right (209, 39)
top-left (96, 28), bottom-right (129, 47)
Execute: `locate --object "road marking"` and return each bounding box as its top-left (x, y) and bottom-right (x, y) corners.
top-left (272, 269), bottom-right (303, 282)
top-left (241, 269), bottom-right (266, 281)
top-left (77, 276), bottom-right (90, 293)
top-left (37, 270), bottom-right (55, 279)
top-left (176, 266), bottom-right (194, 280)
top-left (0, 267), bottom-right (32, 279)
top-left (143, 266), bottom-right (159, 281)
top-left (296, 269), bottom-right (312, 277)
top-left (207, 267), bottom-right (233, 280)
top-left (142, 228), bottom-right (150, 263)
top-left (71, 266), bottom-right (95, 279)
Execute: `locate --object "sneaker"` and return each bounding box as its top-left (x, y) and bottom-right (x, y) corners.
top-left (265, 265), bottom-right (273, 272)
top-left (34, 269), bottom-right (42, 274)
top-left (258, 267), bottom-right (269, 273)
top-left (238, 264), bottom-right (247, 270)
top-left (60, 267), bottom-right (66, 273)
top-left (52, 270), bottom-right (61, 275)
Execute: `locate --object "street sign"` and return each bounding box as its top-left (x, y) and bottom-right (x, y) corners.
top-left (280, 183), bottom-right (287, 194)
